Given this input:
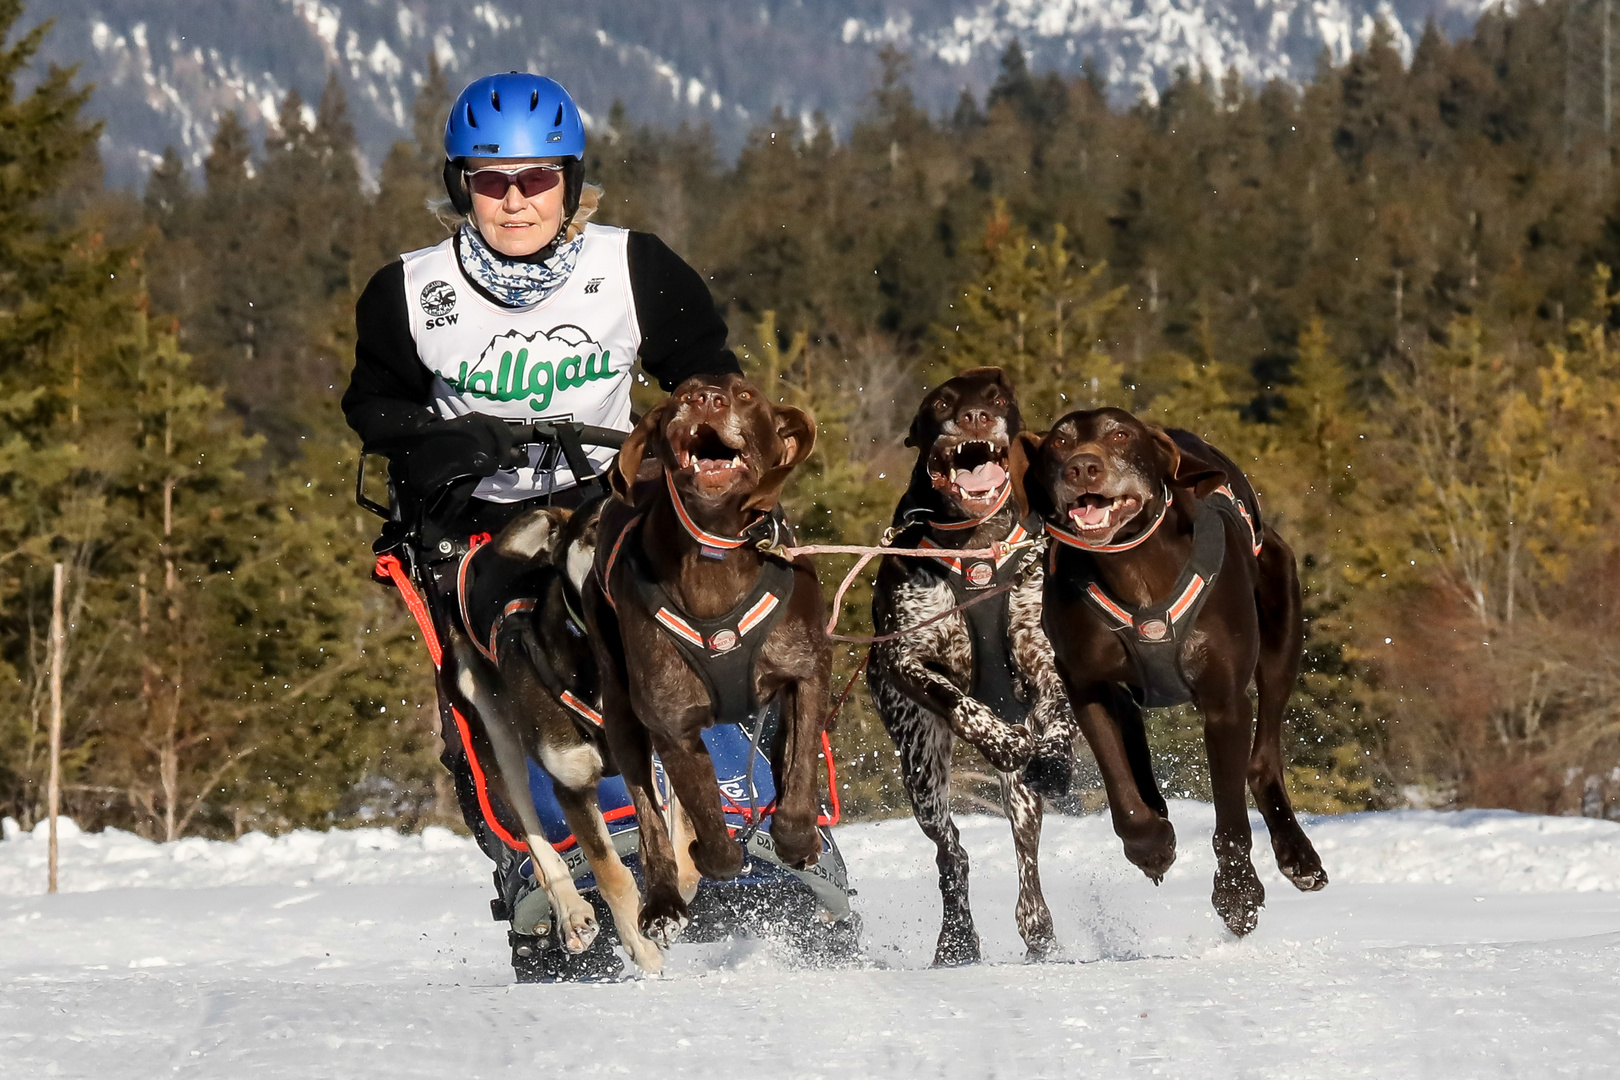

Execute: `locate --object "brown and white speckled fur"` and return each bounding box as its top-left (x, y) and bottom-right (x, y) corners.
top-left (865, 368), bottom-right (1077, 965)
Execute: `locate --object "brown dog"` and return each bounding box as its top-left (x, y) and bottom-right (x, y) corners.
top-left (582, 373), bottom-right (830, 947)
top-left (1011, 407), bottom-right (1326, 936)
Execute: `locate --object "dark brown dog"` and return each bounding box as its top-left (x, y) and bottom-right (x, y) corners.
top-left (582, 373), bottom-right (830, 947)
top-left (866, 367), bottom-right (1075, 964)
top-left (1011, 407), bottom-right (1327, 936)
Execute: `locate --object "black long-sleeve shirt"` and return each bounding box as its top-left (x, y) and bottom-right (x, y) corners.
top-left (342, 231), bottom-right (741, 458)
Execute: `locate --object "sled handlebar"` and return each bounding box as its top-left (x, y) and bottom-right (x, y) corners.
top-left (507, 421), bottom-right (627, 450)
top-left (355, 421), bottom-right (629, 521)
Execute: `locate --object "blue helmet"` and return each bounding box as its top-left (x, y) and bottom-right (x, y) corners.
top-left (444, 72), bottom-right (586, 161)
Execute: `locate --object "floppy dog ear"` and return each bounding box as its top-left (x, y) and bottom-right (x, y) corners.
top-left (745, 404), bottom-right (817, 512)
top-left (1008, 430), bottom-right (1052, 520)
top-left (1152, 426), bottom-right (1227, 497)
top-left (903, 409), bottom-right (928, 449)
top-left (492, 507), bottom-right (571, 562)
top-left (611, 402), bottom-right (672, 503)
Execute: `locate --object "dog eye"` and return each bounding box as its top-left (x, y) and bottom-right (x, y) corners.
top-left (737, 390), bottom-right (752, 401)
top-left (1112, 430), bottom-right (1130, 442)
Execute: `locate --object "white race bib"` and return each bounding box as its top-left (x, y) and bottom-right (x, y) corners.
top-left (401, 224), bottom-right (643, 501)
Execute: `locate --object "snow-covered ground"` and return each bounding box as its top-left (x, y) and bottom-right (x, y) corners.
top-left (4, 803), bottom-right (1619, 1078)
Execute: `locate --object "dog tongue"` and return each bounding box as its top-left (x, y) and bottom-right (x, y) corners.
top-left (956, 462), bottom-right (1006, 494)
top-left (1071, 503), bottom-right (1109, 527)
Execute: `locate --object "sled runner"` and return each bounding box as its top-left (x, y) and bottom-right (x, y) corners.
top-left (359, 421), bottom-right (856, 977)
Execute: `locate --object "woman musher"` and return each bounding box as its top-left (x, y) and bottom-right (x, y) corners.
top-left (341, 72), bottom-right (741, 973)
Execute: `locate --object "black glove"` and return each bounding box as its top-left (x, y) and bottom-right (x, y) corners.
top-left (394, 413), bottom-right (527, 503)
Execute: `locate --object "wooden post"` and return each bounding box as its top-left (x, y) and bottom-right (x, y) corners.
top-left (47, 562), bottom-right (65, 894)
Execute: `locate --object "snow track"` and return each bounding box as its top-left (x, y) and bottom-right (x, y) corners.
top-left (4, 804), bottom-right (1619, 1078)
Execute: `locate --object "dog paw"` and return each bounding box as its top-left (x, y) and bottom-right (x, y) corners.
top-left (1119, 812), bottom-right (1177, 881)
top-left (620, 928), bottom-right (665, 975)
top-left (771, 819), bottom-right (822, 870)
top-left (1020, 740), bottom-right (1074, 797)
top-left (932, 924), bottom-right (982, 968)
top-left (551, 894), bottom-right (600, 955)
top-left (638, 887), bottom-right (690, 949)
top-left (690, 834), bottom-right (746, 881)
top-left (1271, 829), bottom-right (1329, 892)
top-left (1212, 862), bottom-right (1266, 937)
top-left (949, 700), bottom-right (1035, 773)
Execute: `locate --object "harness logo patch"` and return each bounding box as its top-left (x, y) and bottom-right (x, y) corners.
top-left (450, 325), bottom-right (617, 413)
top-left (421, 280), bottom-right (457, 317)
top-left (1138, 619), bottom-right (1169, 641)
top-left (965, 562), bottom-right (994, 587)
top-left (709, 629), bottom-right (739, 653)
top-left (583, 276), bottom-right (604, 294)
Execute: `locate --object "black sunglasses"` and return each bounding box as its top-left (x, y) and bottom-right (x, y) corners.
top-left (464, 163), bottom-right (565, 201)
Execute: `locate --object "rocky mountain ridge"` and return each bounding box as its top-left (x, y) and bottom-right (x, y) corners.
top-left (27, 0), bottom-right (1493, 188)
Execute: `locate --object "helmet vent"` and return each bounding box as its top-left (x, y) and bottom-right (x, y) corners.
top-left (490, 90), bottom-right (501, 111)
top-left (464, 102), bottom-right (477, 128)
top-left (554, 104), bottom-right (564, 127)
top-left (530, 90), bottom-right (539, 111)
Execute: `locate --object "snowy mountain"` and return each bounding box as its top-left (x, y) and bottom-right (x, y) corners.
top-left (29, 0), bottom-right (1494, 189)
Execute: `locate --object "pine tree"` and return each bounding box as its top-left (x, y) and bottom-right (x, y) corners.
top-left (932, 203), bottom-right (1126, 425)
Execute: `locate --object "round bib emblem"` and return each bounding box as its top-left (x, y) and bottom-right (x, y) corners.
top-left (1138, 619), bottom-right (1169, 642)
top-left (966, 562), bottom-right (994, 587)
top-left (710, 629), bottom-right (739, 653)
top-left (420, 279), bottom-right (457, 317)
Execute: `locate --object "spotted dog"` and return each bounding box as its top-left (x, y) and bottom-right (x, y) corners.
top-left (865, 367), bottom-right (1077, 965)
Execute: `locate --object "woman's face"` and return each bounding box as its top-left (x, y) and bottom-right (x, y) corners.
top-left (466, 156), bottom-right (567, 258)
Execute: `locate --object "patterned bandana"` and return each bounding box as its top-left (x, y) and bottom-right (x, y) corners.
top-left (456, 222), bottom-right (585, 309)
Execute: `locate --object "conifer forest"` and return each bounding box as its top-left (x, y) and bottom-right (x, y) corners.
top-left (5, 0), bottom-right (1620, 839)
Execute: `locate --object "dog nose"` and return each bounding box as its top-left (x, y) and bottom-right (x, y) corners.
top-left (958, 408), bottom-right (993, 435)
top-left (685, 386), bottom-right (730, 415)
top-left (1065, 454), bottom-right (1104, 486)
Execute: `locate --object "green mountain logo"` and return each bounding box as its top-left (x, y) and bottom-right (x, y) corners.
top-left (452, 325), bottom-right (615, 413)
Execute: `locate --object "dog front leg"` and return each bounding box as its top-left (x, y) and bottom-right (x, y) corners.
top-left (656, 731), bottom-right (747, 882)
top-left (886, 646), bottom-right (1034, 773)
top-left (1250, 530), bottom-right (1327, 892)
top-left (453, 663), bottom-right (601, 954)
top-left (603, 708), bottom-right (689, 948)
top-left (1067, 689), bottom-right (1176, 881)
top-left (767, 681), bottom-right (825, 870)
top-left (999, 769), bottom-right (1056, 959)
top-left (551, 781), bottom-right (664, 974)
top-left (884, 696), bottom-right (979, 966)
top-left (1201, 689), bottom-right (1266, 937)
top-left (586, 585), bottom-right (690, 948)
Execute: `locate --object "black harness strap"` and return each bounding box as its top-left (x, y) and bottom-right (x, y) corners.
top-left (456, 539), bottom-right (607, 742)
top-left (1055, 493), bottom-right (1252, 709)
top-left (895, 514), bottom-right (1042, 725)
top-left (626, 536), bottom-right (798, 728)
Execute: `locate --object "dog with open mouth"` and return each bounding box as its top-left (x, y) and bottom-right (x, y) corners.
top-left (583, 373), bottom-right (830, 949)
top-left (1011, 407), bottom-right (1327, 936)
top-left (866, 367), bottom-right (1077, 964)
